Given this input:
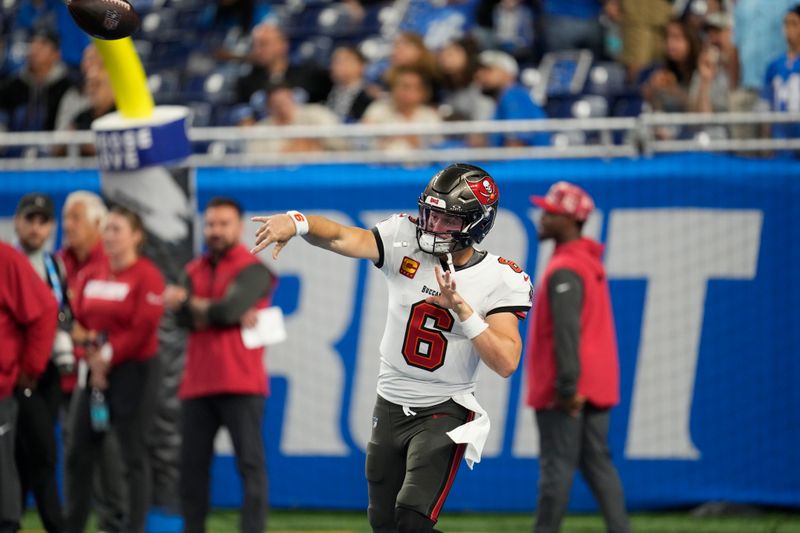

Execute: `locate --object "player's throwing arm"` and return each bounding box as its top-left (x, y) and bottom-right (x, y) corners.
top-left (251, 212), bottom-right (379, 261)
top-left (251, 213), bottom-right (299, 259)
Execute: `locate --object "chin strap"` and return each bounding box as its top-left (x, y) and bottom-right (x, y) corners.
top-left (445, 252), bottom-right (455, 274)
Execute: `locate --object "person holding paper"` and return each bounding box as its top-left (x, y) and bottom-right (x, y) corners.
top-left (251, 164), bottom-right (532, 533)
top-left (163, 197), bottom-right (275, 533)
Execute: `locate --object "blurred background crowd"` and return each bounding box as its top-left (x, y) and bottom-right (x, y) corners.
top-left (1, 0), bottom-right (799, 156)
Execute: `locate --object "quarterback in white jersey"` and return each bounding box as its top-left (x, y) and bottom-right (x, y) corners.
top-left (251, 163), bottom-right (532, 533)
top-left (373, 212), bottom-right (532, 407)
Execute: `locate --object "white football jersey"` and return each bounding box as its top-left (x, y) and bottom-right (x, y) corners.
top-left (372, 214), bottom-right (533, 407)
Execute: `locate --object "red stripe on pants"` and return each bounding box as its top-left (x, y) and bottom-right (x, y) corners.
top-left (430, 410), bottom-right (475, 521)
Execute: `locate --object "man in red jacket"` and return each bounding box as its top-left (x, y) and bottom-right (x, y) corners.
top-left (164, 197), bottom-right (275, 533)
top-left (58, 190), bottom-right (126, 533)
top-left (525, 182), bottom-right (629, 533)
top-left (0, 242), bottom-right (58, 533)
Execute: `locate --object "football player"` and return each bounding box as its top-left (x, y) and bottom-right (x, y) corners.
top-left (251, 163), bottom-right (532, 533)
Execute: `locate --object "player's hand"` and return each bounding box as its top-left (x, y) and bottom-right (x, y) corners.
top-left (90, 369), bottom-right (109, 391)
top-left (698, 47), bottom-right (718, 82)
top-left (71, 322), bottom-right (92, 345)
top-left (240, 307), bottom-right (259, 328)
top-left (251, 214), bottom-right (296, 259)
top-left (17, 372), bottom-right (37, 392)
top-left (163, 285), bottom-right (188, 310)
top-left (555, 393), bottom-right (586, 417)
top-left (86, 348), bottom-right (110, 391)
top-left (427, 265), bottom-right (471, 320)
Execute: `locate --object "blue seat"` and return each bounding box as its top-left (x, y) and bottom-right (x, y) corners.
top-left (148, 69), bottom-right (183, 105)
top-left (139, 10), bottom-right (175, 40)
top-left (586, 61), bottom-right (628, 98)
top-left (166, 0), bottom-right (207, 11)
top-left (133, 39), bottom-right (153, 64)
top-left (317, 4), bottom-right (358, 37)
top-left (571, 95), bottom-right (609, 118)
top-left (611, 93), bottom-right (643, 117)
top-left (285, 4), bottom-right (327, 38)
top-left (538, 49), bottom-right (594, 98)
top-left (146, 40), bottom-right (192, 70)
top-left (188, 102), bottom-right (213, 127)
top-left (544, 95), bottom-right (582, 119)
top-left (216, 103), bottom-right (256, 126)
top-left (183, 74), bottom-right (207, 102)
top-left (293, 36), bottom-right (334, 66)
top-left (202, 65), bottom-right (242, 105)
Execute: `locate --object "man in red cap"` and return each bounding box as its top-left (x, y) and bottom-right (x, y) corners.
top-left (525, 182), bottom-right (629, 533)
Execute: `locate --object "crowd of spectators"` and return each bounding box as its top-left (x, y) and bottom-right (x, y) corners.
top-left (1, 0), bottom-right (799, 155)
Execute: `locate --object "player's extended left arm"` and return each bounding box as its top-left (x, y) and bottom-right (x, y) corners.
top-left (251, 212), bottom-right (379, 262)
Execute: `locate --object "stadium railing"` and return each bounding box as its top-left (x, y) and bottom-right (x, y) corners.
top-left (0, 111), bottom-right (797, 170)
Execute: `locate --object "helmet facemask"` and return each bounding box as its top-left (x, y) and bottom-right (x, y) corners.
top-left (416, 196), bottom-right (492, 255)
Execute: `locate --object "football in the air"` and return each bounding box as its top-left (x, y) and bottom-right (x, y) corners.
top-left (67, 0), bottom-right (141, 40)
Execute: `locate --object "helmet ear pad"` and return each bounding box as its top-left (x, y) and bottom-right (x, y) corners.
top-left (416, 164), bottom-right (499, 254)
top-left (463, 205), bottom-right (496, 245)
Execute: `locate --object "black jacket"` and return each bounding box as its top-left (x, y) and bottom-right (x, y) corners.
top-left (0, 62), bottom-right (77, 131)
top-left (235, 63), bottom-right (333, 105)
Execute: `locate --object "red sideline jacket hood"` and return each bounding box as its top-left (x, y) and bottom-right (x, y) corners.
top-left (180, 244), bottom-right (272, 399)
top-left (525, 237), bottom-right (620, 410)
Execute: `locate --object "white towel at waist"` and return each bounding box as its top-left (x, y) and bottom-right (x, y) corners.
top-left (447, 393), bottom-right (490, 470)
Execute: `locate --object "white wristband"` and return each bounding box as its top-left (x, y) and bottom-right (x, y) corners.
top-left (286, 210), bottom-right (309, 236)
top-left (99, 342), bottom-right (113, 363)
top-left (460, 312), bottom-right (488, 340)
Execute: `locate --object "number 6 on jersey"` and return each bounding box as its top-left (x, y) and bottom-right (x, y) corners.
top-left (401, 301), bottom-right (454, 371)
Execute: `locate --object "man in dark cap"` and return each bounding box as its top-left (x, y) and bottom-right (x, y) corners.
top-left (16, 193), bottom-right (56, 248)
top-left (13, 192), bottom-right (72, 533)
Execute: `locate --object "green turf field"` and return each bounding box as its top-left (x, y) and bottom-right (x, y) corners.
top-left (22, 509), bottom-right (800, 532)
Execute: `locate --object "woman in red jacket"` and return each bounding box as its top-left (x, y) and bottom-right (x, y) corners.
top-left (65, 205), bottom-right (165, 533)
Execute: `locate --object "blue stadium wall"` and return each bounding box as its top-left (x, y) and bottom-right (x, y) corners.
top-left (1, 154), bottom-right (798, 512)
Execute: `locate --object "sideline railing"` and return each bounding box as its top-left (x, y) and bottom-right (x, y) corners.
top-left (640, 112), bottom-right (800, 154)
top-left (0, 112), bottom-right (797, 170)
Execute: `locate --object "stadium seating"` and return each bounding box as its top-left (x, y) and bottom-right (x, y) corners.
top-left (0, 0), bottom-right (665, 141)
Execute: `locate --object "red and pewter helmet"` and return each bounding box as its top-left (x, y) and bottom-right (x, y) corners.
top-left (417, 163), bottom-right (500, 255)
